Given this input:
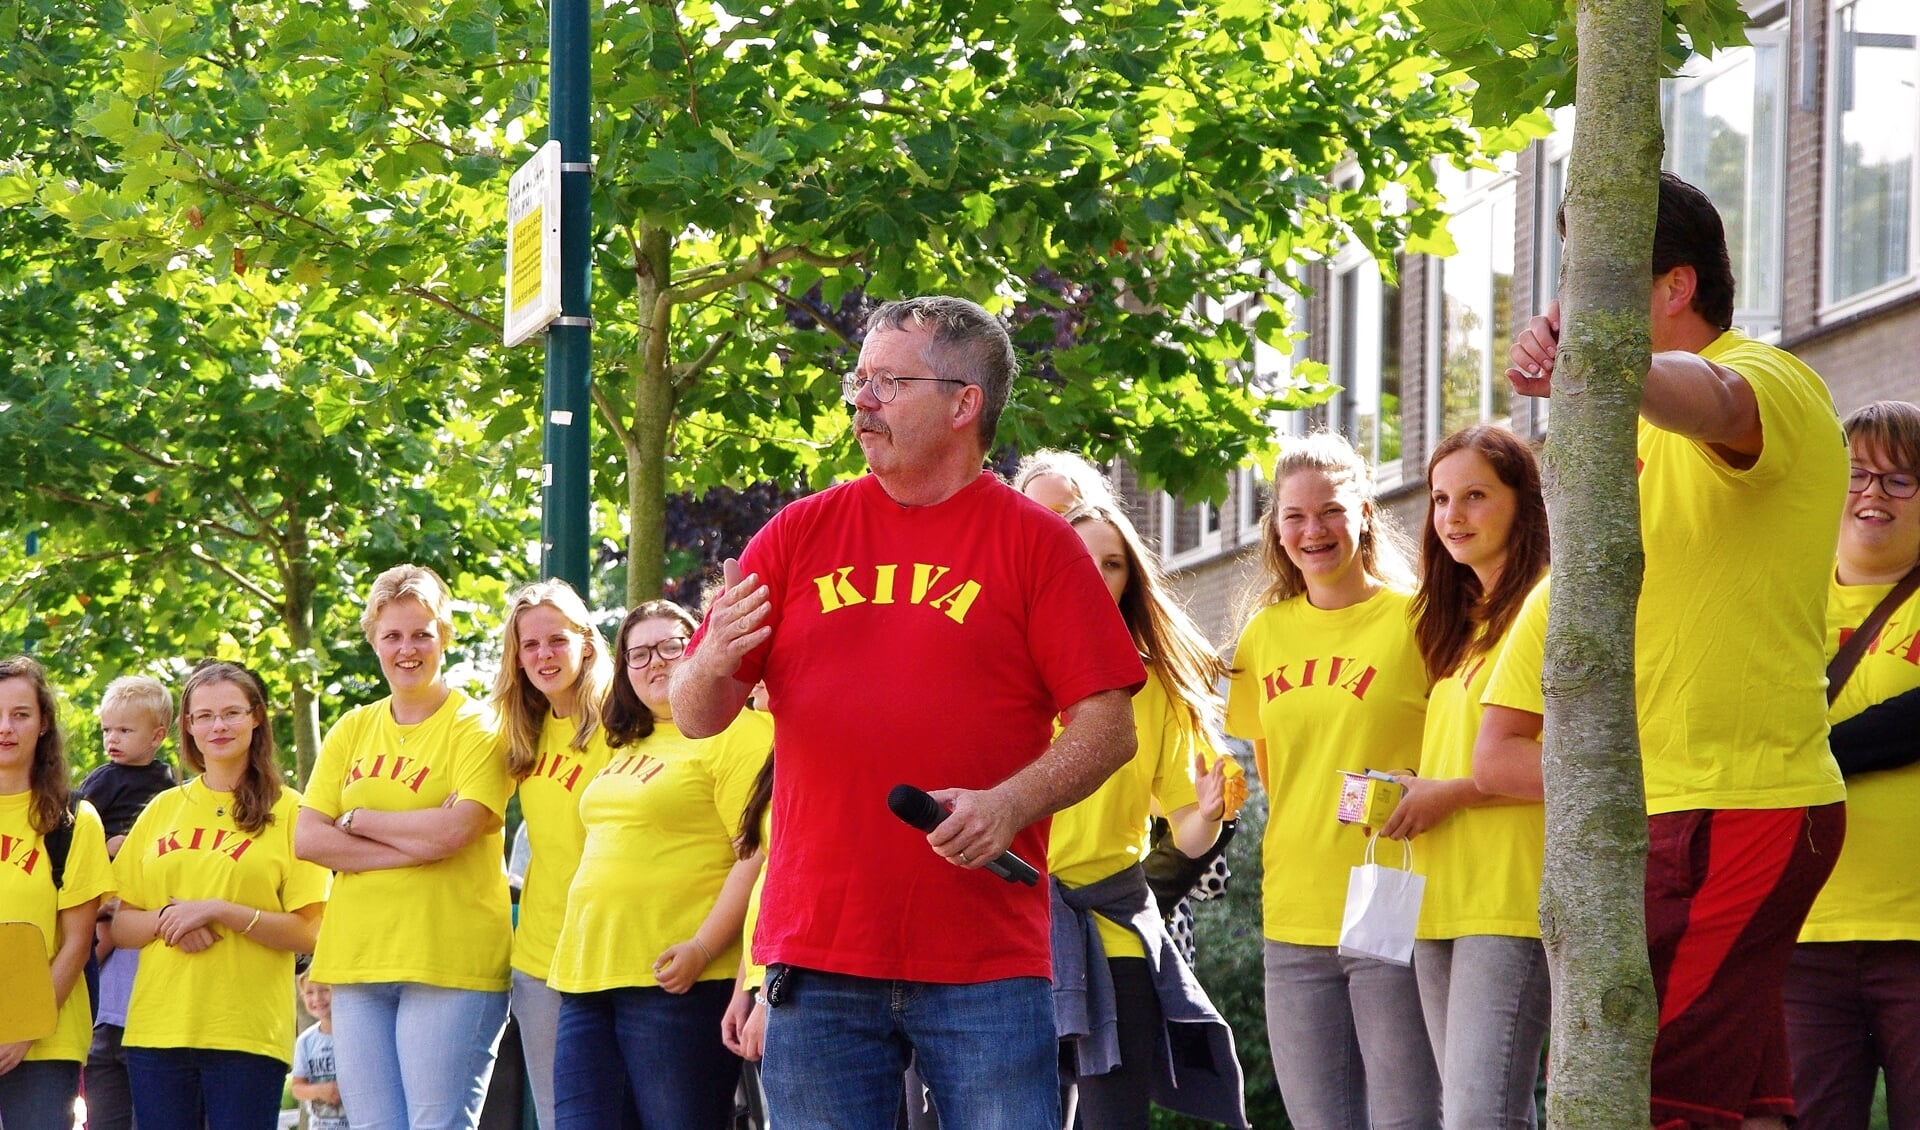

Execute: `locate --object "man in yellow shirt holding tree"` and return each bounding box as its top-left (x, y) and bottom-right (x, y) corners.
top-left (1505, 172), bottom-right (1849, 1130)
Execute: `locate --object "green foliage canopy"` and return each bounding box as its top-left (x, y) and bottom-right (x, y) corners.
top-left (20, 0), bottom-right (1511, 606)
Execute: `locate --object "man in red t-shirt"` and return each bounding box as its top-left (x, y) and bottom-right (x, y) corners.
top-left (672, 295), bottom-right (1145, 1129)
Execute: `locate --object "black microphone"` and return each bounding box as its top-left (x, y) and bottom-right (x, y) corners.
top-left (886, 784), bottom-right (1040, 887)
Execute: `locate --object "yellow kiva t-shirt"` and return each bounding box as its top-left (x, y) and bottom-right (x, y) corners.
top-left (741, 808), bottom-right (772, 991)
top-left (116, 783), bottom-right (330, 1062)
top-left (1051, 669), bottom-right (1210, 959)
top-left (303, 690), bottom-right (512, 992)
top-left (1632, 331), bottom-right (1847, 814)
top-left (511, 714), bottom-right (612, 980)
top-left (0, 794), bottom-right (111, 1063)
top-left (1418, 579), bottom-right (1547, 940)
top-left (1800, 577), bottom-right (1920, 941)
top-left (550, 711), bottom-right (772, 993)
top-left (1226, 587), bottom-right (1429, 946)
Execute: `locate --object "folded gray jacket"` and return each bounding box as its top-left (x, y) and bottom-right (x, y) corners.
top-left (1051, 862), bottom-right (1249, 1129)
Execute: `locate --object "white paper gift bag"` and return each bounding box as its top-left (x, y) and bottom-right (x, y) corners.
top-left (1338, 833), bottom-right (1424, 966)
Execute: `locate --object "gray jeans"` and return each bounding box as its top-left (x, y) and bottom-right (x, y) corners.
top-left (1262, 941), bottom-right (1440, 1130)
top-left (510, 970), bottom-right (563, 1130)
top-left (1414, 937), bottom-right (1550, 1130)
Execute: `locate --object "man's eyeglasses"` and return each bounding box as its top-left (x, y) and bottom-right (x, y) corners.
top-left (186, 707), bottom-right (253, 729)
top-left (624, 638), bottom-right (689, 668)
top-left (1849, 467), bottom-right (1920, 500)
top-left (841, 371), bottom-right (967, 405)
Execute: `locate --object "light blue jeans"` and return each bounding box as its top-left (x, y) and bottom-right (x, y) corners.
top-left (1414, 937), bottom-right (1551, 1130)
top-left (1263, 941), bottom-right (1441, 1130)
top-left (761, 968), bottom-right (1058, 1130)
top-left (330, 981), bottom-right (509, 1130)
top-left (510, 970), bottom-right (563, 1130)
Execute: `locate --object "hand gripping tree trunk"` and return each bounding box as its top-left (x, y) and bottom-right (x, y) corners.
top-left (1540, 1), bottom-right (1661, 1125)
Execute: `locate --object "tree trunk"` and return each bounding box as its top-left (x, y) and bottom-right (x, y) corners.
top-left (627, 222), bottom-right (674, 606)
top-left (282, 516), bottom-right (322, 787)
top-left (1541, 0), bottom-right (1662, 1125)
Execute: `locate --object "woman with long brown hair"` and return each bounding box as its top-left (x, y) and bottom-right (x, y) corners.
top-left (113, 661), bottom-right (329, 1130)
top-left (1047, 497), bottom-right (1245, 1129)
top-left (1385, 424), bottom-right (1551, 1129)
top-left (0, 656), bottom-right (112, 1130)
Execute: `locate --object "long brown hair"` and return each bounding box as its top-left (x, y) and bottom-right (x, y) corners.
top-left (178, 661), bottom-right (282, 835)
top-left (1064, 502), bottom-right (1228, 741)
top-left (603, 600), bottom-right (700, 748)
top-left (0, 657), bottom-right (71, 835)
top-left (490, 581), bottom-right (613, 780)
top-left (734, 751), bottom-right (775, 859)
top-left (1412, 425), bottom-right (1550, 683)
top-left (1250, 431), bottom-right (1414, 609)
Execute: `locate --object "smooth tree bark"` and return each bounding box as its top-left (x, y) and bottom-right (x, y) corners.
top-left (1539, 0), bottom-right (1661, 1125)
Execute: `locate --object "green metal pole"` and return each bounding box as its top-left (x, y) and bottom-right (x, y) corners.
top-left (541, 0), bottom-right (591, 593)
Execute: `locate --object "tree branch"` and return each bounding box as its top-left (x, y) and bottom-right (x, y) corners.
top-left (398, 284), bottom-right (499, 335)
top-left (668, 330), bottom-right (735, 395)
top-left (678, 417), bottom-right (833, 449)
top-left (666, 0), bottom-right (704, 126)
top-left (391, 118), bottom-right (494, 161)
top-left (172, 145), bottom-right (340, 241)
top-left (665, 244), bottom-right (865, 304)
top-left (827, 98), bottom-right (926, 119)
top-left (746, 277), bottom-right (858, 348)
top-left (62, 423), bottom-right (191, 473)
top-left (185, 542), bottom-right (282, 610)
top-left (593, 380), bottom-right (636, 450)
top-left (226, 485), bottom-right (280, 544)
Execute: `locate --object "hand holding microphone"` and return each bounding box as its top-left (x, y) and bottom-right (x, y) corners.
top-left (887, 784), bottom-right (1040, 886)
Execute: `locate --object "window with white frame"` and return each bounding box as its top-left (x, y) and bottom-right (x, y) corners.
top-left (1235, 461), bottom-right (1268, 547)
top-left (1327, 249), bottom-right (1404, 481)
top-left (1253, 267), bottom-right (1313, 440)
top-left (1433, 162), bottom-right (1517, 443)
top-left (1827, 0), bottom-right (1918, 308)
top-left (1535, 110), bottom-right (1573, 310)
top-left (1664, 29), bottom-right (1787, 334)
top-left (1160, 492), bottom-right (1222, 565)
top-left (1164, 276), bottom-right (1294, 565)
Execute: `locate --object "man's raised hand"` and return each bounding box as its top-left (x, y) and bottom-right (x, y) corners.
top-left (689, 557), bottom-right (773, 681)
top-left (1505, 300), bottom-right (1561, 399)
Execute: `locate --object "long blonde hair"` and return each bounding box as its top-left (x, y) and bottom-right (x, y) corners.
top-left (1252, 431), bottom-right (1414, 608)
top-left (1064, 502), bottom-right (1228, 742)
top-left (490, 581), bottom-right (613, 780)
top-left (1012, 450), bottom-right (1117, 511)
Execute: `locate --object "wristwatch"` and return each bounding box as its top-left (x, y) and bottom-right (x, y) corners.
top-left (340, 807), bottom-right (360, 836)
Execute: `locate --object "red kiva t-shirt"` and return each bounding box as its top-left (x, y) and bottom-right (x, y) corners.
top-left (699, 472), bottom-right (1145, 983)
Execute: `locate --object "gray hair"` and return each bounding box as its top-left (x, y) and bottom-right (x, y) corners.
top-left (866, 296), bottom-right (1017, 449)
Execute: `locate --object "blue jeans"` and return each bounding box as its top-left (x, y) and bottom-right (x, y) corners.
top-left (85, 1023), bottom-right (137, 1130)
top-left (1414, 937), bottom-right (1550, 1130)
top-left (553, 979), bottom-right (739, 1130)
top-left (125, 1046), bottom-right (284, 1130)
top-left (760, 967), bottom-right (1058, 1130)
top-left (330, 981), bottom-right (509, 1130)
top-left (0, 1059), bottom-right (81, 1130)
top-left (1263, 941), bottom-right (1441, 1130)
top-left (510, 970), bottom-right (563, 1130)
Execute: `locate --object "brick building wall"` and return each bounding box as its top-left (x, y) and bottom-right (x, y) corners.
top-left (1136, 0), bottom-right (1920, 645)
